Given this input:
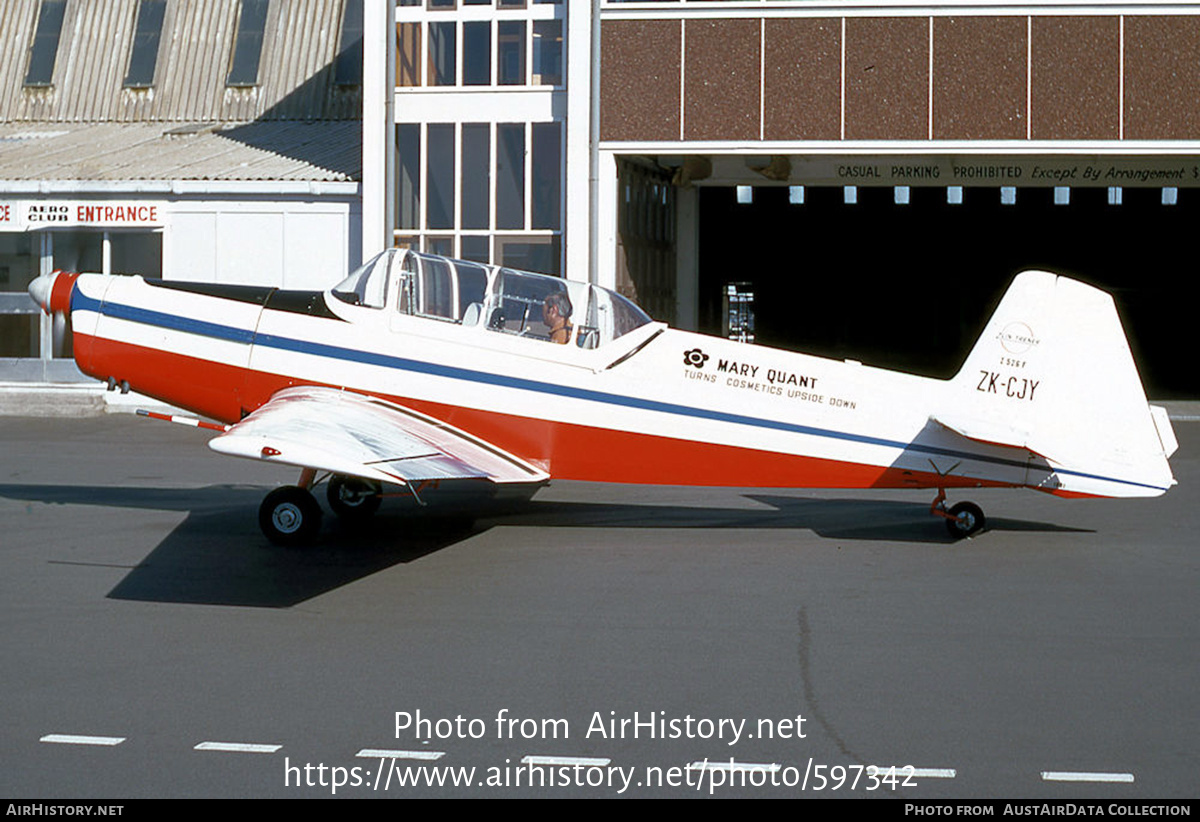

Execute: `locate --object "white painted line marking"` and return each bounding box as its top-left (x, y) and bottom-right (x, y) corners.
top-left (869, 766), bottom-right (957, 779)
top-left (690, 760), bottom-right (780, 773)
top-left (194, 741), bottom-right (281, 753)
top-left (522, 755), bottom-right (611, 767)
top-left (357, 748), bottom-right (445, 761)
top-left (1042, 771), bottom-right (1135, 783)
top-left (40, 734), bottom-right (126, 746)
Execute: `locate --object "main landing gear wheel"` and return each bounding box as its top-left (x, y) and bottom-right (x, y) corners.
top-left (945, 501), bottom-right (986, 539)
top-left (259, 486), bottom-right (322, 546)
top-left (326, 475), bottom-right (382, 522)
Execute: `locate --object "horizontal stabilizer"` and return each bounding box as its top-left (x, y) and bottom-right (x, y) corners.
top-left (1150, 405), bottom-right (1178, 459)
top-left (930, 413), bottom-right (1047, 461)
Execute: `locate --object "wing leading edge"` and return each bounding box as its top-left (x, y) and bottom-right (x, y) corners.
top-left (208, 386), bottom-right (550, 488)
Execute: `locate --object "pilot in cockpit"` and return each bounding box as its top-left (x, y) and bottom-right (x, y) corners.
top-left (543, 291), bottom-right (573, 344)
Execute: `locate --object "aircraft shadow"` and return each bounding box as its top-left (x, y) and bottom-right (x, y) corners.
top-left (0, 483), bottom-right (1091, 608)
top-left (506, 494), bottom-right (1093, 543)
top-left (0, 483), bottom-right (478, 608)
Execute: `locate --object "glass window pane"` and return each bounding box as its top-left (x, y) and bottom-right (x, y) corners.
top-left (497, 21), bottom-right (525, 85)
top-left (0, 315), bottom-right (38, 358)
top-left (332, 250), bottom-right (393, 309)
top-left (0, 231), bottom-right (39, 292)
top-left (334, 0), bottom-right (363, 86)
top-left (461, 123), bottom-right (490, 230)
top-left (424, 236), bottom-right (454, 257)
top-left (52, 231), bottom-right (103, 273)
top-left (496, 236), bottom-right (560, 276)
top-left (397, 252), bottom-right (417, 315)
top-left (0, 232), bottom-right (44, 357)
top-left (486, 268), bottom-right (569, 340)
top-left (124, 0), bottom-right (166, 88)
top-left (532, 19), bottom-right (561, 86)
top-left (226, 0), bottom-right (269, 86)
top-left (462, 21), bottom-right (490, 86)
top-left (453, 260), bottom-right (489, 316)
top-left (496, 124), bottom-right (524, 230)
top-left (396, 22), bottom-right (421, 86)
top-left (460, 235), bottom-right (490, 265)
top-left (581, 284), bottom-right (651, 347)
top-left (531, 122), bottom-right (561, 230)
top-left (426, 124), bottom-right (455, 230)
top-left (609, 290), bottom-right (652, 339)
top-left (25, 0), bottom-right (67, 86)
top-left (110, 232), bottom-right (162, 278)
top-left (396, 124), bottom-right (421, 230)
top-left (419, 254), bottom-right (455, 318)
top-left (427, 21), bottom-right (456, 86)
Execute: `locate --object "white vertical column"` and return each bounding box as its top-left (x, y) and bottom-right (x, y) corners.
top-left (565, 0), bottom-right (595, 283)
top-left (594, 148), bottom-right (618, 291)
top-left (385, 0), bottom-right (395, 244)
top-left (362, 0), bottom-right (396, 264)
top-left (38, 232), bottom-right (53, 360)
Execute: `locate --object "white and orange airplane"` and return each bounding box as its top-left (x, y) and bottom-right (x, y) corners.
top-left (29, 249), bottom-right (1177, 544)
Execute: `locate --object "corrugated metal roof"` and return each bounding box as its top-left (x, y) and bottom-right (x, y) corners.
top-left (0, 121), bottom-right (361, 181)
top-left (0, 0), bottom-right (361, 123)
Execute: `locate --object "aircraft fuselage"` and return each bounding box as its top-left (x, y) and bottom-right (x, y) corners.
top-left (43, 250), bottom-right (1176, 501)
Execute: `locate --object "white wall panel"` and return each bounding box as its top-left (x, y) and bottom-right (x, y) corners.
top-left (167, 211), bottom-right (217, 283)
top-left (284, 211), bottom-right (348, 290)
top-left (166, 199), bottom-right (354, 288)
top-left (217, 212), bottom-right (285, 286)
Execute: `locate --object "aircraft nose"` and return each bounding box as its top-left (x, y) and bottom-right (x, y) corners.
top-left (28, 272), bottom-right (57, 314)
top-left (28, 270), bottom-right (77, 314)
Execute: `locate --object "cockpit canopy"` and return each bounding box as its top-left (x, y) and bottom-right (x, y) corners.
top-left (332, 249), bottom-right (653, 349)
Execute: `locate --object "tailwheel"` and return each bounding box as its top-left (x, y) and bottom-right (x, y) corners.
top-left (259, 485), bottom-right (322, 546)
top-left (326, 475), bottom-right (382, 522)
top-left (945, 501), bottom-right (986, 539)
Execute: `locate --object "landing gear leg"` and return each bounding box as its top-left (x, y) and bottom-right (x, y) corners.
top-left (258, 468), bottom-right (322, 546)
top-left (931, 488), bottom-right (986, 539)
top-left (327, 475), bottom-right (382, 523)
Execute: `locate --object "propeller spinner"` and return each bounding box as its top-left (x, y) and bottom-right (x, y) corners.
top-left (28, 270), bottom-right (78, 355)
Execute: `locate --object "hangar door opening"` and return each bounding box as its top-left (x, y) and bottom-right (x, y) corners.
top-left (616, 160), bottom-right (677, 324)
top-left (697, 184), bottom-right (1196, 398)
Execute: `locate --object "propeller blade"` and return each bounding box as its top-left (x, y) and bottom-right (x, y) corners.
top-left (52, 310), bottom-right (67, 355)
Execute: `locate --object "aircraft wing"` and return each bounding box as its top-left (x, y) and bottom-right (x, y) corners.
top-left (208, 386), bottom-right (550, 487)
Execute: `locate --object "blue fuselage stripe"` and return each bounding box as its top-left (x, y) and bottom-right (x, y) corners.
top-left (76, 290), bottom-right (1169, 493)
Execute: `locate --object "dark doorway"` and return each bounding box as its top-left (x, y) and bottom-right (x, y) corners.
top-left (698, 185), bottom-right (1196, 398)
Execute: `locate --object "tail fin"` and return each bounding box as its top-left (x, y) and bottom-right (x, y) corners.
top-left (944, 271), bottom-right (1175, 497)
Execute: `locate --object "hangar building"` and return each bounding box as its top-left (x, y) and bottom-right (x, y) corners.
top-left (0, 0), bottom-right (362, 381)
top-left (366, 0), bottom-right (1200, 397)
top-left (3, 0), bottom-right (1197, 398)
